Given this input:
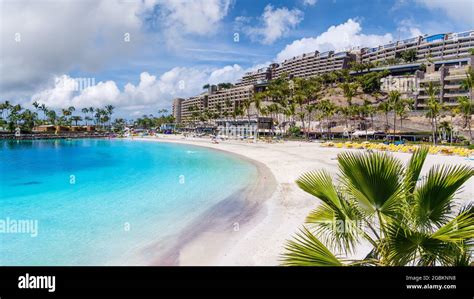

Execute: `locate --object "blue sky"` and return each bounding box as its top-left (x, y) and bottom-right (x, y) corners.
top-left (1, 0), bottom-right (472, 117)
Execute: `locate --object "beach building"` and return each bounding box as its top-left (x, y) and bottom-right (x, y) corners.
top-left (180, 93), bottom-right (208, 123)
top-left (272, 50), bottom-right (355, 79)
top-left (417, 63), bottom-right (473, 108)
top-left (172, 98), bottom-right (184, 124)
top-left (361, 30), bottom-right (474, 65)
top-left (207, 84), bottom-right (254, 115)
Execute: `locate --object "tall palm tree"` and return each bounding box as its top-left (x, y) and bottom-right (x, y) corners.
top-left (457, 96), bottom-right (472, 140)
top-left (378, 101), bottom-right (391, 132)
top-left (460, 66), bottom-right (473, 104)
top-left (81, 108), bottom-right (90, 125)
top-left (282, 148), bottom-right (473, 266)
top-left (439, 120), bottom-right (453, 143)
top-left (318, 99), bottom-right (336, 140)
top-left (105, 105), bottom-right (115, 127)
top-left (71, 116), bottom-right (82, 126)
top-left (305, 104), bottom-right (316, 140)
top-left (425, 82), bottom-right (442, 145)
top-left (388, 91), bottom-right (401, 141)
top-left (340, 82), bottom-right (358, 107)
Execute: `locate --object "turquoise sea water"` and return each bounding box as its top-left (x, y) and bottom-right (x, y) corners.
top-left (0, 139), bottom-right (257, 265)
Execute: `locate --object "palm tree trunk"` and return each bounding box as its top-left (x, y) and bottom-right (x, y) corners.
top-left (393, 112), bottom-right (396, 142)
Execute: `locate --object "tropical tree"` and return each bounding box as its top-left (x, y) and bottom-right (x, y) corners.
top-left (388, 91), bottom-right (401, 141)
top-left (439, 120), bottom-right (453, 143)
top-left (395, 98), bottom-right (414, 134)
top-left (305, 104), bottom-right (317, 140)
top-left (242, 97), bottom-right (253, 125)
top-left (46, 110), bottom-right (57, 126)
top-left (282, 148), bottom-right (474, 266)
top-left (340, 82), bottom-right (358, 107)
top-left (81, 108), bottom-right (90, 124)
top-left (457, 96), bottom-right (472, 140)
top-left (424, 82), bottom-right (443, 145)
top-left (378, 101), bottom-right (391, 132)
top-left (318, 99), bottom-right (337, 140)
top-left (71, 116), bottom-right (82, 126)
top-left (399, 49), bottom-right (418, 63)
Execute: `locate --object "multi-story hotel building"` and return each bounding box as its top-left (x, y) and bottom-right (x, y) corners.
top-left (272, 50), bottom-right (356, 79)
top-left (236, 63), bottom-right (279, 86)
top-left (179, 93), bottom-right (208, 122)
top-left (361, 30), bottom-right (474, 65)
top-left (173, 29), bottom-right (473, 123)
top-left (172, 98), bottom-right (184, 124)
top-left (416, 63), bottom-right (473, 109)
top-left (207, 84), bottom-right (254, 115)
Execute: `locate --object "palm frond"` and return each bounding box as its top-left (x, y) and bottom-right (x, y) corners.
top-left (431, 207), bottom-right (474, 242)
top-left (414, 164), bottom-right (473, 228)
top-left (305, 199), bottom-right (363, 255)
top-left (337, 151), bottom-right (404, 218)
top-left (404, 146), bottom-right (429, 198)
top-left (281, 227), bottom-right (343, 266)
top-left (296, 170), bottom-right (341, 210)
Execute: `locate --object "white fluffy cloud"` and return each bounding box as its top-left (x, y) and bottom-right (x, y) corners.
top-left (0, 0), bottom-right (156, 96)
top-left (241, 5), bottom-right (304, 45)
top-left (0, 0), bottom-right (233, 98)
top-left (397, 19), bottom-right (424, 39)
top-left (302, 0), bottom-right (318, 6)
top-left (157, 0), bottom-right (232, 35)
top-left (416, 0), bottom-right (474, 26)
top-left (276, 19), bottom-right (393, 61)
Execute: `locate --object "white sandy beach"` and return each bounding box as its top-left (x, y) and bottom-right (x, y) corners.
top-left (133, 135), bottom-right (474, 266)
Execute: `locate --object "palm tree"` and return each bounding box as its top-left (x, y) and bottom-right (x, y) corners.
top-left (242, 98), bottom-right (253, 126)
top-left (378, 101), bottom-right (391, 132)
top-left (388, 91), bottom-right (401, 141)
top-left (318, 99), bottom-right (336, 140)
top-left (71, 116), bottom-right (82, 126)
top-left (282, 148), bottom-right (474, 266)
top-left (460, 67), bottom-right (473, 104)
top-left (46, 110), bottom-right (57, 125)
top-left (81, 108), bottom-right (90, 124)
top-left (340, 82), bottom-right (358, 107)
top-left (40, 104), bottom-right (48, 121)
top-left (439, 120), bottom-right (453, 143)
top-left (395, 98), bottom-right (413, 135)
top-left (305, 104), bottom-right (316, 140)
top-left (105, 105), bottom-right (115, 128)
top-left (457, 96), bottom-right (472, 140)
top-left (425, 82), bottom-right (442, 145)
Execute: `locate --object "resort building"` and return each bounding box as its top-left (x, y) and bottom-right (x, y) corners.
top-left (179, 93), bottom-right (208, 123)
top-left (207, 85), bottom-right (254, 115)
top-left (172, 29), bottom-right (474, 125)
top-left (272, 50), bottom-right (356, 79)
top-left (361, 30), bottom-right (474, 65)
top-left (172, 98), bottom-right (184, 124)
top-left (416, 63), bottom-right (473, 108)
top-left (236, 64), bottom-right (279, 86)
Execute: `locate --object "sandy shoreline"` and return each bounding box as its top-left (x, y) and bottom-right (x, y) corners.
top-left (132, 135), bottom-right (474, 265)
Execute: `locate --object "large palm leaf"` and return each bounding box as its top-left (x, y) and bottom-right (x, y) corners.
top-left (282, 227), bottom-right (343, 266)
top-left (404, 147), bottom-right (429, 199)
top-left (385, 206), bottom-right (474, 266)
top-left (297, 170), bottom-right (365, 254)
top-left (414, 164), bottom-right (473, 229)
top-left (337, 152), bottom-right (404, 219)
